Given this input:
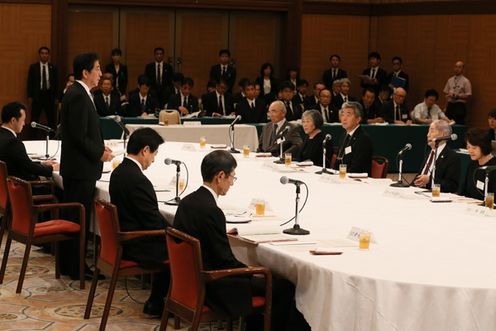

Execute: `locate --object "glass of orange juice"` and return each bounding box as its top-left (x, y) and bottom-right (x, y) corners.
top-left (199, 136), bottom-right (207, 148)
top-left (359, 232), bottom-right (371, 250)
top-left (339, 164), bottom-right (347, 179)
top-left (243, 145), bottom-right (250, 157)
top-left (255, 200), bottom-right (266, 216)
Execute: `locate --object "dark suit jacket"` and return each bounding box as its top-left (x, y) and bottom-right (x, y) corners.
top-left (236, 98), bottom-right (266, 124)
top-left (331, 94), bottom-right (357, 111)
top-left (173, 186), bottom-right (252, 316)
top-left (360, 101), bottom-right (383, 123)
top-left (360, 67), bottom-right (388, 94)
top-left (0, 128), bottom-right (52, 181)
top-left (387, 70), bottom-right (409, 91)
top-left (382, 100), bottom-right (410, 123)
top-left (258, 121), bottom-right (302, 157)
top-left (109, 158), bottom-right (167, 266)
top-left (255, 76), bottom-right (279, 105)
top-left (334, 126), bottom-right (373, 175)
top-left (283, 100), bottom-right (302, 121)
top-left (322, 68), bottom-right (347, 89)
top-left (292, 93), bottom-right (308, 107)
top-left (415, 146), bottom-right (460, 193)
top-left (104, 63), bottom-right (128, 95)
top-left (93, 90), bottom-right (122, 117)
top-left (144, 61), bottom-right (174, 106)
top-left (298, 131), bottom-right (333, 167)
top-left (201, 92), bottom-right (234, 116)
top-left (460, 157), bottom-right (496, 200)
top-left (304, 96), bottom-right (320, 111)
top-left (27, 62), bottom-right (59, 100)
top-left (316, 103), bottom-right (339, 123)
top-left (126, 90), bottom-right (159, 117)
top-left (60, 81), bottom-right (104, 180)
top-left (209, 64), bottom-right (236, 93)
top-left (167, 93), bottom-right (199, 114)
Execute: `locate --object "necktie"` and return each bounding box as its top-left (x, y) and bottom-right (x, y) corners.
top-left (332, 69), bottom-right (336, 79)
top-left (157, 63), bottom-right (161, 85)
top-left (395, 105), bottom-right (400, 121)
top-left (269, 124), bottom-right (278, 146)
top-left (42, 65), bottom-right (47, 91)
top-left (422, 151), bottom-right (435, 175)
top-left (183, 96), bottom-right (188, 108)
top-left (286, 101), bottom-right (292, 116)
top-left (221, 66), bottom-right (226, 76)
top-left (218, 95), bottom-right (224, 115)
top-left (343, 96), bottom-right (348, 103)
top-left (141, 98), bottom-right (146, 113)
top-left (323, 108), bottom-right (328, 122)
top-left (338, 134), bottom-right (351, 161)
top-left (427, 107), bottom-right (432, 119)
top-left (251, 101), bottom-right (255, 110)
top-left (371, 68), bottom-right (376, 79)
top-left (105, 95), bottom-right (110, 109)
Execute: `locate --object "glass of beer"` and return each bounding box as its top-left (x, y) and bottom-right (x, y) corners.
top-left (199, 136), bottom-right (207, 148)
top-left (243, 145), bottom-right (250, 157)
top-left (485, 192), bottom-right (494, 209)
top-left (255, 200), bottom-right (266, 216)
top-left (284, 153), bottom-right (292, 166)
top-left (431, 184), bottom-right (441, 198)
top-left (359, 232), bottom-right (371, 250)
top-left (339, 164), bottom-right (347, 179)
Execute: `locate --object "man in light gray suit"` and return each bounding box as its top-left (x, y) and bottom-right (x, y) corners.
top-left (258, 100), bottom-right (302, 157)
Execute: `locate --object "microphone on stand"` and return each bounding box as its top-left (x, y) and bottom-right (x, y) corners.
top-left (31, 122), bottom-right (53, 132)
top-left (106, 115), bottom-right (130, 136)
top-left (397, 143), bottom-right (412, 156)
top-left (229, 115), bottom-right (242, 153)
top-left (390, 143), bottom-right (412, 188)
top-left (164, 158), bottom-right (182, 166)
top-left (280, 176), bottom-right (309, 235)
top-left (432, 133), bottom-right (457, 143)
top-left (316, 134), bottom-right (333, 175)
top-left (273, 126), bottom-right (291, 164)
top-left (164, 158), bottom-right (185, 205)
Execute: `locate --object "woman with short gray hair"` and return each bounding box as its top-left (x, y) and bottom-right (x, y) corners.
top-left (298, 109), bottom-right (333, 166)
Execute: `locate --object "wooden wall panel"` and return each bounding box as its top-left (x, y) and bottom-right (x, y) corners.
top-left (121, 9), bottom-right (174, 92)
top-left (229, 12), bottom-right (282, 90)
top-left (0, 3), bottom-right (51, 119)
top-left (374, 14), bottom-right (496, 127)
top-left (300, 14), bottom-right (371, 97)
top-left (66, 9), bottom-right (115, 74)
top-left (175, 11), bottom-right (228, 96)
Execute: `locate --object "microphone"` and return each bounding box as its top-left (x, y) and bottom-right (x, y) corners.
top-left (106, 115), bottom-right (130, 136)
top-left (229, 115), bottom-right (242, 127)
top-left (280, 176), bottom-right (304, 186)
top-left (397, 143), bottom-right (412, 155)
top-left (31, 122), bottom-right (53, 132)
top-left (432, 133), bottom-right (457, 143)
top-left (164, 158), bottom-right (182, 166)
top-left (324, 133), bottom-right (332, 142)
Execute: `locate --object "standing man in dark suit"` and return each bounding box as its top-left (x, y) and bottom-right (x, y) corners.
top-left (387, 56), bottom-right (409, 91)
top-left (109, 128), bottom-right (168, 316)
top-left (167, 77), bottom-right (199, 116)
top-left (127, 75), bottom-right (160, 117)
top-left (209, 49), bottom-right (236, 94)
top-left (322, 54), bottom-right (347, 90)
top-left (236, 81), bottom-right (267, 123)
top-left (413, 120), bottom-right (460, 193)
top-left (258, 101), bottom-right (302, 157)
top-left (27, 46), bottom-right (59, 131)
top-left (60, 52), bottom-right (114, 280)
top-left (174, 150), bottom-right (310, 331)
top-left (201, 79), bottom-right (234, 117)
top-left (334, 102), bottom-right (373, 175)
top-left (104, 48), bottom-right (128, 97)
top-left (144, 47), bottom-right (174, 108)
top-left (93, 76), bottom-right (122, 116)
top-left (360, 51), bottom-right (388, 95)
top-left (279, 81), bottom-right (302, 121)
top-left (0, 101), bottom-right (58, 181)
top-left (382, 87), bottom-right (411, 125)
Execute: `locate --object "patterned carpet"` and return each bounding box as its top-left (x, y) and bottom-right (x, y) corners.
top-left (0, 241), bottom-right (237, 331)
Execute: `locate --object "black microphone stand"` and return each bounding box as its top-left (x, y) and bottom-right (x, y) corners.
top-left (316, 138), bottom-right (332, 174)
top-left (165, 163), bottom-right (182, 205)
top-left (283, 183), bottom-right (310, 235)
top-left (229, 124), bottom-right (240, 153)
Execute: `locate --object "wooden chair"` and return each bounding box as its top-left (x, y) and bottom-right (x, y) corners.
top-left (0, 176), bottom-right (85, 292)
top-left (84, 199), bottom-right (168, 331)
top-left (371, 155), bottom-right (389, 178)
top-left (159, 227), bottom-right (272, 331)
top-left (159, 110), bottom-right (181, 125)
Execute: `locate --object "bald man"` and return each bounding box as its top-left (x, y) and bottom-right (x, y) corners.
top-left (316, 89), bottom-right (338, 123)
top-left (443, 60), bottom-right (471, 124)
top-left (382, 87), bottom-right (411, 125)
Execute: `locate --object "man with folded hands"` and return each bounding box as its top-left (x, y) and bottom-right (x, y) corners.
top-left (109, 127), bottom-right (169, 316)
top-left (173, 150), bottom-right (310, 331)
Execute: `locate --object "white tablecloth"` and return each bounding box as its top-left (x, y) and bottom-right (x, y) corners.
top-left (126, 124), bottom-right (259, 151)
top-left (24, 140), bottom-right (496, 331)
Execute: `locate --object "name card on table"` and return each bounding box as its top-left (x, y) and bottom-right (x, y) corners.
top-left (183, 121), bottom-right (202, 126)
top-left (383, 188), bottom-right (423, 200)
top-left (347, 226), bottom-right (377, 244)
top-left (465, 205), bottom-right (496, 218)
top-left (181, 143), bottom-right (197, 152)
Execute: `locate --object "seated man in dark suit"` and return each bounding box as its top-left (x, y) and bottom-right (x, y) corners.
top-left (236, 81), bottom-right (266, 123)
top-left (0, 101), bottom-right (58, 181)
top-left (316, 89), bottom-right (338, 123)
top-left (334, 102), bottom-right (373, 175)
top-left (109, 128), bottom-right (168, 316)
top-left (258, 100), bottom-right (302, 157)
top-left (292, 79), bottom-right (309, 108)
top-left (173, 150), bottom-right (310, 331)
top-left (304, 81), bottom-right (325, 110)
top-left (232, 77), bottom-right (249, 109)
top-left (93, 76), bottom-right (122, 116)
top-left (279, 81), bottom-right (302, 121)
top-left (209, 49), bottom-right (236, 94)
top-left (382, 87), bottom-right (411, 125)
top-left (167, 77), bottom-right (199, 116)
top-left (413, 120), bottom-right (460, 193)
top-left (360, 88), bottom-right (384, 124)
top-left (127, 75), bottom-right (159, 117)
top-left (331, 78), bottom-right (356, 110)
top-left (487, 109), bottom-right (496, 140)
top-left (201, 79), bottom-right (234, 117)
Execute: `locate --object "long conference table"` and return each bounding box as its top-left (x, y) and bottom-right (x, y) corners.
top-left (100, 117), bottom-right (466, 173)
top-left (25, 139), bottom-right (496, 331)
